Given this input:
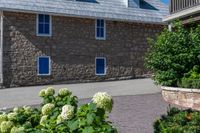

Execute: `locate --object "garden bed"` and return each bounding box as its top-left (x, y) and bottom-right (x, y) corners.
top-left (0, 87), bottom-right (117, 133)
top-left (154, 107), bottom-right (200, 132)
top-left (161, 86), bottom-right (200, 111)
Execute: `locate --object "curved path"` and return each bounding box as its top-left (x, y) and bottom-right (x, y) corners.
top-left (0, 78), bottom-right (160, 109)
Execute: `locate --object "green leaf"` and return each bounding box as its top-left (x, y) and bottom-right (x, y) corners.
top-left (87, 113), bottom-right (96, 125)
top-left (82, 127), bottom-right (95, 133)
top-left (89, 103), bottom-right (97, 111)
top-left (68, 120), bottom-right (79, 131)
top-left (79, 119), bottom-right (87, 127)
top-left (96, 108), bottom-right (105, 118)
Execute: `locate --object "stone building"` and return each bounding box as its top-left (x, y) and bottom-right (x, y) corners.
top-left (0, 0), bottom-right (168, 87)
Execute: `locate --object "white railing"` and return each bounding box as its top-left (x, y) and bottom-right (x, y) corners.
top-left (170, 0), bottom-right (200, 14)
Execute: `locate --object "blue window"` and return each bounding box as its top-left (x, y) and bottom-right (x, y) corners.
top-left (96, 19), bottom-right (106, 39)
top-left (96, 57), bottom-right (106, 75)
top-left (37, 14), bottom-right (51, 36)
top-left (37, 56), bottom-right (51, 75)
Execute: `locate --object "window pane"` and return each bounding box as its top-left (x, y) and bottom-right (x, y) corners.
top-left (45, 15), bottom-right (50, 23)
top-left (39, 24), bottom-right (44, 34)
top-left (101, 20), bottom-right (104, 27)
top-left (100, 28), bottom-right (104, 37)
top-left (44, 24), bottom-right (50, 34)
top-left (39, 14), bottom-right (44, 23)
top-left (97, 28), bottom-right (100, 37)
top-left (38, 57), bottom-right (50, 75)
top-left (97, 19), bottom-right (101, 27)
top-left (96, 58), bottom-right (105, 74)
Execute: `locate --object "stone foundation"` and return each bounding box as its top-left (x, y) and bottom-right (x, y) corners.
top-left (162, 86), bottom-right (200, 111)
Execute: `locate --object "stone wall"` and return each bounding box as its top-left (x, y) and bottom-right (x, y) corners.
top-left (162, 86), bottom-right (200, 111)
top-left (3, 11), bottom-right (164, 87)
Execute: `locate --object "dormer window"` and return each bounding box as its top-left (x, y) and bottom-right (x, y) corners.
top-left (76, 0), bottom-right (97, 3)
top-left (124, 0), bottom-right (140, 8)
top-left (128, 0), bottom-right (140, 8)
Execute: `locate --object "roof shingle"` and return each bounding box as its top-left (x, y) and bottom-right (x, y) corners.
top-left (0, 0), bottom-right (169, 24)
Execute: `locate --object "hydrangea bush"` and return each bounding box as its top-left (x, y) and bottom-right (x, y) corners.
top-left (0, 87), bottom-right (117, 133)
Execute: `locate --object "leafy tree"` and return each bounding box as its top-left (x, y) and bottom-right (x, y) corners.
top-left (145, 22), bottom-right (200, 86)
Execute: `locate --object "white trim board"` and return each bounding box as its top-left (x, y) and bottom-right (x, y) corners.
top-left (0, 11), bottom-right (3, 84)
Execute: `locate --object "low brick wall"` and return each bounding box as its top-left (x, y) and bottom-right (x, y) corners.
top-left (162, 86), bottom-right (200, 110)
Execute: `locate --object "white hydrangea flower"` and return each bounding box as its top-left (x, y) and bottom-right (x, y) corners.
top-left (13, 107), bottom-right (20, 113)
top-left (23, 106), bottom-right (33, 114)
top-left (7, 113), bottom-right (17, 121)
top-left (42, 103), bottom-right (55, 115)
top-left (45, 87), bottom-right (55, 96)
top-left (11, 126), bottom-right (25, 133)
top-left (60, 105), bottom-right (74, 120)
top-left (0, 121), bottom-right (13, 133)
top-left (92, 92), bottom-right (113, 112)
top-left (10, 126), bottom-right (18, 133)
top-left (17, 127), bottom-right (25, 132)
top-left (56, 115), bottom-right (63, 124)
top-left (39, 89), bottom-right (46, 97)
top-left (58, 88), bottom-right (72, 97)
top-left (0, 114), bottom-right (7, 125)
top-left (40, 115), bottom-right (48, 126)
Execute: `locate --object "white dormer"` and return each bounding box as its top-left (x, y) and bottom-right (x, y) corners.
top-left (124, 0), bottom-right (140, 8)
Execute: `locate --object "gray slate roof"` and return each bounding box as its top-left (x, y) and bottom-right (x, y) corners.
top-left (0, 0), bottom-right (169, 24)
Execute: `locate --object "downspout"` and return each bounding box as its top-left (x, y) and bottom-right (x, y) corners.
top-left (168, 22), bottom-right (172, 32)
top-left (0, 10), bottom-right (3, 85)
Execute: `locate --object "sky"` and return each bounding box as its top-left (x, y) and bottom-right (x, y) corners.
top-left (161, 0), bottom-right (169, 4)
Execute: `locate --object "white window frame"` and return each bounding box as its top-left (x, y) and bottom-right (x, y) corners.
top-left (95, 57), bottom-right (107, 76)
top-left (36, 14), bottom-right (52, 37)
top-left (95, 19), bottom-right (106, 40)
top-left (37, 56), bottom-right (51, 76)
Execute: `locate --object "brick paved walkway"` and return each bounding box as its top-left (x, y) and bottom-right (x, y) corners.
top-left (80, 93), bottom-right (169, 133)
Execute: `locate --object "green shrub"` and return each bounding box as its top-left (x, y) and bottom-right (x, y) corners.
top-left (178, 66), bottom-right (200, 88)
top-left (145, 22), bottom-right (200, 87)
top-left (178, 78), bottom-right (200, 89)
top-left (0, 87), bottom-right (117, 133)
top-left (154, 107), bottom-right (200, 133)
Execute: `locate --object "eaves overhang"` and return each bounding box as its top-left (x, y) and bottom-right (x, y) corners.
top-left (0, 7), bottom-right (168, 25)
top-left (163, 5), bottom-right (200, 22)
